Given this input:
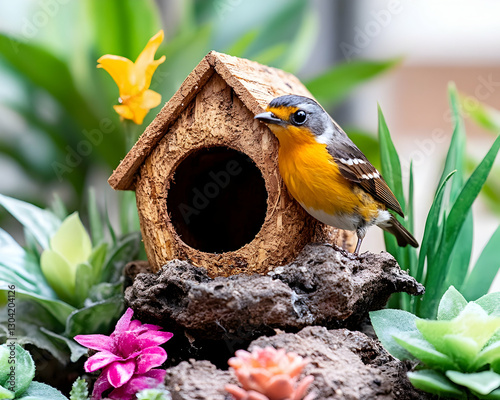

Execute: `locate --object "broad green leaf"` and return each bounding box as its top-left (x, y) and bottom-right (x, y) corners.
top-left (101, 232), bottom-right (141, 283)
top-left (64, 296), bottom-right (124, 338)
top-left (40, 250), bottom-right (75, 304)
top-left (0, 345), bottom-right (9, 384)
top-left (393, 331), bottom-right (457, 371)
top-left (0, 229), bottom-right (55, 298)
top-left (74, 262), bottom-right (93, 307)
top-left (417, 303), bottom-right (500, 368)
top-left (17, 381), bottom-right (68, 400)
top-left (475, 387), bottom-right (500, 400)
top-left (306, 58), bottom-right (400, 107)
top-left (10, 344), bottom-right (35, 397)
top-left (50, 213), bottom-right (92, 267)
top-left (462, 226), bottom-right (500, 301)
top-left (437, 286), bottom-right (468, 321)
top-left (475, 292), bottom-right (500, 317)
top-left (0, 386), bottom-right (14, 399)
top-left (13, 290), bottom-right (75, 327)
top-left (0, 194), bottom-right (60, 250)
top-left (446, 370), bottom-right (500, 395)
top-left (369, 309), bottom-right (418, 360)
top-left (474, 341), bottom-right (500, 370)
top-left (88, 243), bottom-right (108, 284)
top-left (88, 188), bottom-right (104, 246)
top-left (39, 328), bottom-right (87, 363)
top-left (407, 369), bottom-right (465, 398)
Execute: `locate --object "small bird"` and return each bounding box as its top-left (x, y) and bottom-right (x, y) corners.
top-left (255, 95), bottom-right (418, 255)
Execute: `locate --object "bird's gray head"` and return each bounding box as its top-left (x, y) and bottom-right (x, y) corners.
top-left (254, 95), bottom-right (345, 145)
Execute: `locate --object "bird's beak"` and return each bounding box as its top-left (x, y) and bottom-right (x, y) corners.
top-left (254, 112), bottom-right (283, 125)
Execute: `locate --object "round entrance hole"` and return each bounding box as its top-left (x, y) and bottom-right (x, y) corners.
top-left (167, 147), bottom-right (268, 253)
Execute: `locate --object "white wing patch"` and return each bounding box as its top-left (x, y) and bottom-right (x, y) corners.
top-left (339, 158), bottom-right (366, 166)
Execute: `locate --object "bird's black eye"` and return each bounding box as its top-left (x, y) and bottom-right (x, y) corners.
top-left (290, 110), bottom-right (307, 125)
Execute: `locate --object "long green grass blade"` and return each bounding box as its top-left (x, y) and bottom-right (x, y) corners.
top-left (421, 135), bottom-right (500, 317)
top-left (440, 84), bottom-right (466, 200)
top-left (461, 224), bottom-right (500, 300)
top-left (416, 171), bottom-right (456, 284)
top-left (88, 188), bottom-right (104, 246)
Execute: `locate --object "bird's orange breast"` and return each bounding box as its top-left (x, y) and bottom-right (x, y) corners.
top-left (274, 126), bottom-right (379, 221)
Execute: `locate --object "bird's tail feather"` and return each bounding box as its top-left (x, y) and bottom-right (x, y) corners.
top-left (383, 215), bottom-right (419, 248)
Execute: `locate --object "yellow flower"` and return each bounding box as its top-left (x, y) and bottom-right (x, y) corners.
top-left (97, 30), bottom-right (166, 125)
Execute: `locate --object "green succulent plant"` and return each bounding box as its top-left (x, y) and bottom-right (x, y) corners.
top-left (371, 286), bottom-right (500, 399)
top-left (0, 344), bottom-right (68, 400)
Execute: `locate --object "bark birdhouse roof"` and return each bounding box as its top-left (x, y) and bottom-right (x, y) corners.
top-left (108, 51), bottom-right (314, 191)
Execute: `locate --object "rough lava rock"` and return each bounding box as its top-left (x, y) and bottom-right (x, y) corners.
top-left (125, 243), bottom-right (424, 341)
top-left (163, 326), bottom-right (432, 400)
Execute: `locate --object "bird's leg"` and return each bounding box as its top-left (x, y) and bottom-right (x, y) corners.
top-left (354, 228), bottom-right (366, 256)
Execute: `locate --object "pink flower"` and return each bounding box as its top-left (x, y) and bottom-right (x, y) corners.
top-left (74, 307), bottom-right (172, 400)
top-left (226, 347), bottom-right (315, 400)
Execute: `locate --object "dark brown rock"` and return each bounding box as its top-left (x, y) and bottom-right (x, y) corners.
top-left (162, 326), bottom-right (432, 400)
top-left (125, 244), bottom-right (424, 341)
top-left (164, 359), bottom-right (235, 400)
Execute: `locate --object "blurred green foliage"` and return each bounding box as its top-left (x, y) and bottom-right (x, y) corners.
top-left (0, 0), bottom-right (395, 212)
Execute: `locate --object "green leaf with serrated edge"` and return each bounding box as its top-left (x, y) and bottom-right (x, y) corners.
top-left (4, 289), bottom-right (75, 327)
top-left (64, 296), bottom-right (124, 338)
top-left (476, 292), bottom-right (500, 317)
top-left (369, 309), bottom-right (418, 360)
top-left (462, 226), bottom-right (500, 301)
top-left (306, 59), bottom-right (400, 108)
top-left (437, 286), bottom-right (468, 321)
top-left (440, 334), bottom-right (483, 371)
top-left (393, 331), bottom-right (457, 371)
top-left (101, 232), bottom-right (141, 283)
top-left (474, 340), bottom-right (500, 371)
top-left (416, 171), bottom-right (456, 284)
top-left (17, 381), bottom-right (68, 400)
top-left (407, 370), bottom-right (465, 398)
top-left (474, 387), bottom-right (500, 400)
top-left (0, 194), bottom-right (61, 250)
top-left (422, 135), bottom-right (500, 318)
top-left (4, 344), bottom-right (36, 397)
top-left (88, 188), bottom-right (104, 246)
top-left (0, 345), bottom-right (10, 385)
top-left (446, 370), bottom-right (500, 395)
top-left (39, 328), bottom-right (87, 363)
top-left (0, 229), bottom-right (56, 299)
top-left (69, 378), bottom-right (89, 400)
top-left (0, 386), bottom-right (14, 399)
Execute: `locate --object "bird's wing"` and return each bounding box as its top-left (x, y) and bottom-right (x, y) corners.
top-left (326, 139), bottom-right (404, 217)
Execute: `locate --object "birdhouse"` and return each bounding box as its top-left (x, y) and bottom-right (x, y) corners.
top-left (108, 51), bottom-right (355, 277)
